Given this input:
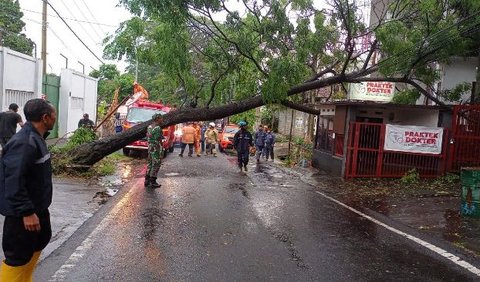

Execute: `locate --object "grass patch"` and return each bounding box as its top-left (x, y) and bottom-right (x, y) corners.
top-left (49, 128), bottom-right (131, 178)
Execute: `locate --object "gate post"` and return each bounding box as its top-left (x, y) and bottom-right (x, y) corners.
top-left (376, 124), bottom-right (386, 177)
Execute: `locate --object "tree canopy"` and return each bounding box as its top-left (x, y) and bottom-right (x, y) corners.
top-left (0, 0), bottom-right (34, 56)
top-left (70, 0), bottom-right (480, 165)
top-left (103, 0), bottom-right (479, 107)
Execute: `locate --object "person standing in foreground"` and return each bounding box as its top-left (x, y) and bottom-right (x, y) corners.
top-left (233, 121), bottom-right (253, 173)
top-left (0, 99), bottom-right (56, 281)
top-left (179, 122), bottom-right (196, 157)
top-left (204, 122), bottom-right (218, 156)
top-left (0, 103), bottom-right (24, 147)
top-left (144, 113), bottom-right (164, 188)
top-left (264, 126), bottom-right (276, 161)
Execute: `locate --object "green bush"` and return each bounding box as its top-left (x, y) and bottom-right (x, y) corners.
top-left (400, 168), bottom-right (420, 184)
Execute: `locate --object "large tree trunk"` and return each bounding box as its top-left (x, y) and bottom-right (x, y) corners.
top-left (71, 75), bottom-right (346, 165)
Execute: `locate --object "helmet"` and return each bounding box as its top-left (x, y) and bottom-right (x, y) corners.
top-left (152, 113), bottom-right (163, 120)
top-left (238, 121), bottom-right (247, 127)
top-left (209, 122), bottom-right (215, 127)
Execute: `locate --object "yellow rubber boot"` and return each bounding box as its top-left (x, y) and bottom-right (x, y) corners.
top-left (0, 260), bottom-right (29, 282)
top-left (25, 252), bottom-right (41, 282)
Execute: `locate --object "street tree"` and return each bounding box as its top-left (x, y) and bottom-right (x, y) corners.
top-left (0, 0), bottom-right (34, 56)
top-left (68, 0), bottom-right (480, 166)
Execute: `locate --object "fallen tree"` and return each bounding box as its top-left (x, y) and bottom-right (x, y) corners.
top-left (68, 0), bottom-right (480, 166)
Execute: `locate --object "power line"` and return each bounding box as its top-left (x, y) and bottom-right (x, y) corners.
top-left (44, 0), bottom-right (104, 64)
top-left (80, 0), bottom-right (108, 35)
top-left (25, 17), bottom-right (83, 61)
top-left (21, 8), bottom-right (117, 28)
top-left (56, 0), bottom-right (101, 45)
top-left (71, 0), bottom-right (104, 40)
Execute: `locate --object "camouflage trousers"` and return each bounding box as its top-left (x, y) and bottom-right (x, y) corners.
top-left (147, 145), bottom-right (162, 177)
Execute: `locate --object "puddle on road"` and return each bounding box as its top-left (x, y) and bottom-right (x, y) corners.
top-left (228, 183), bottom-right (250, 199)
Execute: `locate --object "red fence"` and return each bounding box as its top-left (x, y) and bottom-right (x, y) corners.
top-left (334, 134), bottom-right (344, 156)
top-left (449, 105), bottom-right (480, 171)
top-left (345, 122), bottom-right (448, 178)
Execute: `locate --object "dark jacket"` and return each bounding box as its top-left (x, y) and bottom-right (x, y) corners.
top-left (0, 122), bottom-right (53, 217)
top-left (265, 132), bottom-right (275, 146)
top-left (254, 130), bottom-right (267, 147)
top-left (233, 129), bottom-right (253, 153)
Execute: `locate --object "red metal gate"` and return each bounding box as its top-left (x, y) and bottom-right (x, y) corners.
top-left (449, 105), bottom-right (480, 171)
top-left (345, 122), bottom-right (448, 178)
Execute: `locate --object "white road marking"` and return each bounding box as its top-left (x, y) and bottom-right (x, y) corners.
top-left (49, 186), bottom-right (135, 281)
top-left (315, 190), bottom-right (480, 277)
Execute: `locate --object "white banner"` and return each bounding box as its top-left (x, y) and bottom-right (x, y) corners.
top-left (349, 81), bottom-right (395, 102)
top-left (384, 124), bottom-right (444, 154)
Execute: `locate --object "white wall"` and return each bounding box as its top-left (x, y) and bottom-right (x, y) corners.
top-left (354, 106), bottom-right (439, 127)
top-left (0, 47), bottom-right (42, 122)
top-left (58, 69), bottom-right (98, 137)
top-left (440, 57), bottom-right (476, 104)
top-left (0, 47), bottom-right (42, 133)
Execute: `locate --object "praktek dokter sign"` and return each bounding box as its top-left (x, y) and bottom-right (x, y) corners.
top-left (384, 124), bottom-right (444, 154)
top-left (349, 81), bottom-right (395, 102)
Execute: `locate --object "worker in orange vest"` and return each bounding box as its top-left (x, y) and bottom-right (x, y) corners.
top-left (192, 122), bottom-right (201, 157)
top-left (179, 122), bottom-right (196, 157)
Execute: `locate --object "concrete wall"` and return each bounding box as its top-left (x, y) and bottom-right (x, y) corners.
top-left (59, 69), bottom-right (98, 137)
top-left (311, 150), bottom-right (343, 176)
top-left (352, 105), bottom-right (439, 127)
top-left (0, 47), bottom-right (42, 127)
top-left (440, 57), bottom-right (476, 103)
top-left (277, 109), bottom-right (313, 138)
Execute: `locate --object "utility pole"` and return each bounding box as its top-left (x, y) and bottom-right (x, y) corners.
top-left (41, 0), bottom-right (47, 75)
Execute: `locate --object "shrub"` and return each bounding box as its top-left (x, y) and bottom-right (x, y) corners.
top-left (400, 168), bottom-right (420, 184)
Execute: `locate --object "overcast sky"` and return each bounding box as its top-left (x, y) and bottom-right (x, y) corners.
top-left (17, 1), bottom-right (367, 77)
top-left (18, 0), bottom-right (131, 75)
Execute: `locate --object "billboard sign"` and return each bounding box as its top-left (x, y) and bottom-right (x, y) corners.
top-left (349, 81), bottom-right (395, 102)
top-left (384, 124), bottom-right (444, 154)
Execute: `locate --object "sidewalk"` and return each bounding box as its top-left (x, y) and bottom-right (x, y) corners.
top-left (279, 163), bottom-right (480, 258)
top-left (0, 176), bottom-right (113, 263)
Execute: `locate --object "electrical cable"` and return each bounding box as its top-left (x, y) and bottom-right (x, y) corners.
top-left (21, 8), bottom-right (117, 28)
top-left (80, 0), bottom-right (108, 34)
top-left (71, 0), bottom-right (104, 40)
top-left (52, 0), bottom-right (101, 45)
top-left (43, 0), bottom-right (104, 64)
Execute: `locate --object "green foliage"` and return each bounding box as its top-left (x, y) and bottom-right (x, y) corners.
top-left (0, 0), bottom-right (34, 56)
top-left (400, 169), bottom-right (420, 185)
top-left (392, 89), bottom-right (421, 104)
top-left (105, 0), bottom-right (480, 113)
top-left (433, 173), bottom-right (460, 186)
top-left (89, 64), bottom-right (120, 80)
top-left (440, 82), bottom-right (471, 102)
top-left (65, 128), bottom-right (98, 150)
top-left (93, 159), bottom-right (116, 176)
top-left (97, 101), bottom-right (108, 120)
top-left (229, 109), bottom-right (257, 131)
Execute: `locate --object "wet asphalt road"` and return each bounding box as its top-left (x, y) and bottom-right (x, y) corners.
top-left (36, 150), bottom-right (477, 281)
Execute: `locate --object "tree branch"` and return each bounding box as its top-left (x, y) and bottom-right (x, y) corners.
top-left (280, 100), bottom-right (320, 115)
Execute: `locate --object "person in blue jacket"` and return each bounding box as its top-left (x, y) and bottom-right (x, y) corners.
top-left (254, 124), bottom-right (267, 163)
top-left (264, 126), bottom-right (276, 161)
top-left (0, 99), bottom-right (57, 281)
top-left (233, 121), bottom-right (253, 173)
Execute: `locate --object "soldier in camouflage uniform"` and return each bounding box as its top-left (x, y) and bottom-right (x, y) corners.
top-left (144, 113), bottom-right (164, 188)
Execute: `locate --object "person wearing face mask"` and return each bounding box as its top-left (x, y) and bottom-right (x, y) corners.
top-left (0, 99), bottom-right (57, 281)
